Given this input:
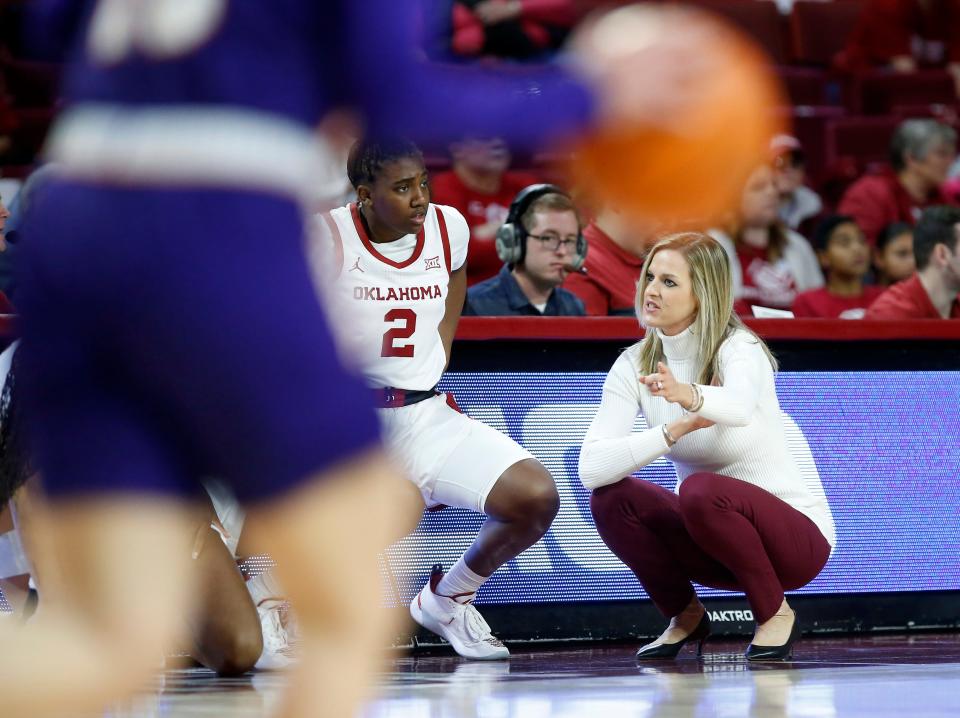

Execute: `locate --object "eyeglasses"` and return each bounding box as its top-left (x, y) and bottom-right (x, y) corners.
top-left (528, 233), bottom-right (578, 252)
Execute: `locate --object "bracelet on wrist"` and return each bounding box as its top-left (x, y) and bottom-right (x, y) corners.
top-left (662, 423), bottom-right (677, 447)
top-left (687, 383), bottom-right (704, 413)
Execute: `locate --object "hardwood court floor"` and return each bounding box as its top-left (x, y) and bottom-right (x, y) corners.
top-left (106, 633), bottom-right (960, 717)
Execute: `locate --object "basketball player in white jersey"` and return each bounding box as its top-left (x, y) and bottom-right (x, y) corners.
top-left (310, 138), bottom-right (560, 660)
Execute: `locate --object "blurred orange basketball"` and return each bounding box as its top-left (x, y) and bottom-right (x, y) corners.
top-left (566, 3), bottom-right (786, 231)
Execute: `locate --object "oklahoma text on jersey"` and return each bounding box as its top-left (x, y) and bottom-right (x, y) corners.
top-left (309, 202), bottom-right (470, 391)
top-left (353, 285), bottom-right (443, 301)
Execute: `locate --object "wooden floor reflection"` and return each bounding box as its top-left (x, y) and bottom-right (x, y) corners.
top-left (107, 633), bottom-right (960, 717)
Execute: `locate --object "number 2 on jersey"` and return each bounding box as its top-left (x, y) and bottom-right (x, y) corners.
top-left (381, 309), bottom-right (417, 358)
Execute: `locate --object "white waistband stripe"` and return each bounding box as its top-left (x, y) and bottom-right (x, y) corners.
top-left (44, 104), bottom-right (348, 204)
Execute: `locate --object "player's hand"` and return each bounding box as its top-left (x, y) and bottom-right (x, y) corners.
top-left (642, 361), bottom-right (695, 407)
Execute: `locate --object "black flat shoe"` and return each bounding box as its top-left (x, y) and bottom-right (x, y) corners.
top-left (745, 611), bottom-right (801, 661)
top-left (636, 614), bottom-right (711, 660)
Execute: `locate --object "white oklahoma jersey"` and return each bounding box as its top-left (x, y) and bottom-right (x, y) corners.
top-left (312, 202), bottom-right (468, 390)
top-left (308, 200), bottom-right (533, 512)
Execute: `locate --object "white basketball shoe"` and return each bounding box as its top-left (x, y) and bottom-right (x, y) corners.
top-left (247, 571), bottom-right (298, 671)
top-left (254, 598), bottom-right (298, 671)
top-left (410, 565), bottom-right (509, 661)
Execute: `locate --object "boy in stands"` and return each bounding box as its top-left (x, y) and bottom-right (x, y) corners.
top-left (791, 216), bottom-right (885, 319)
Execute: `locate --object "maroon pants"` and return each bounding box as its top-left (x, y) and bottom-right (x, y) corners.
top-left (590, 473), bottom-right (830, 624)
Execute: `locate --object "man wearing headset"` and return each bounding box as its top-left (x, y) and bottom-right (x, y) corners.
top-left (464, 185), bottom-right (587, 316)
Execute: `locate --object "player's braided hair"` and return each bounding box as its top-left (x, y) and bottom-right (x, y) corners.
top-left (346, 137), bottom-right (423, 189)
top-left (0, 348), bottom-right (31, 505)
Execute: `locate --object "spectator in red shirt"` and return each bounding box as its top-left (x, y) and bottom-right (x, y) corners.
top-left (835, 0), bottom-right (960, 96)
top-left (792, 215), bottom-right (885, 318)
top-left (563, 206), bottom-right (659, 315)
top-left (451, 0), bottom-right (577, 59)
top-left (430, 136), bottom-right (540, 285)
top-left (866, 205), bottom-right (960, 319)
top-left (838, 119), bottom-right (956, 246)
top-left (873, 222), bottom-right (916, 286)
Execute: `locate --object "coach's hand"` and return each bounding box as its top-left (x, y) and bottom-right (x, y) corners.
top-left (642, 362), bottom-right (696, 408)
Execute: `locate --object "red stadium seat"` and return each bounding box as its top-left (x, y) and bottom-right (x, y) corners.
top-left (891, 104), bottom-right (959, 127)
top-left (853, 69), bottom-right (958, 115)
top-left (789, 0), bottom-right (862, 66)
top-left (775, 105), bottom-right (846, 185)
top-left (778, 66), bottom-right (843, 107)
top-left (824, 115), bottom-right (901, 174)
top-left (675, 0), bottom-right (788, 64)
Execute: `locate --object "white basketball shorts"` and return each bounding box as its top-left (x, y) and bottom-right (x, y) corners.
top-left (377, 393), bottom-right (534, 513)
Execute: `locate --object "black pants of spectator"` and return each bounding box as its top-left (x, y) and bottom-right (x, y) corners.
top-left (590, 473), bottom-right (830, 624)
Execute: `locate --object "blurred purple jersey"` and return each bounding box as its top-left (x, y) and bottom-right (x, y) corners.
top-left (29, 0), bottom-right (595, 146)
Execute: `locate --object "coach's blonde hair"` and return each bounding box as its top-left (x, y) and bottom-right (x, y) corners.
top-left (634, 232), bottom-right (776, 385)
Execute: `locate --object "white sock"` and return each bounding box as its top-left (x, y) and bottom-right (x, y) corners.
top-left (0, 530), bottom-right (30, 578)
top-left (435, 557), bottom-right (488, 601)
top-left (203, 479), bottom-right (245, 557)
top-left (247, 569), bottom-right (284, 606)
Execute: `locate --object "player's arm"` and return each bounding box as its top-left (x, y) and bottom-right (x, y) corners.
top-left (439, 265), bottom-right (467, 371)
top-left (343, 0), bottom-right (595, 147)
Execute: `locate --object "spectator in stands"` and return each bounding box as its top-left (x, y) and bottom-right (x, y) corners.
top-left (563, 204), bottom-right (664, 315)
top-left (450, 0), bottom-right (577, 60)
top-left (465, 185), bottom-right (586, 316)
top-left (771, 135), bottom-right (822, 232)
top-left (792, 215), bottom-right (885, 318)
top-left (430, 136), bottom-right (540, 285)
top-left (838, 119), bottom-right (957, 245)
top-left (874, 222), bottom-right (916, 286)
top-left (835, 0), bottom-right (960, 97)
top-left (866, 205), bottom-right (960, 319)
top-left (710, 164), bottom-right (823, 315)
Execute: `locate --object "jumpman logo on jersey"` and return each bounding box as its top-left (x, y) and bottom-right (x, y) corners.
top-left (349, 256), bottom-right (364, 273)
top-left (424, 256), bottom-right (442, 271)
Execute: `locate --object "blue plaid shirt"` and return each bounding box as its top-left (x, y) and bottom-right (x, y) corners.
top-left (464, 265), bottom-right (586, 316)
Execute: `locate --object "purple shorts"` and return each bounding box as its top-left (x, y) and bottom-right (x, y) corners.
top-left (16, 180), bottom-right (380, 503)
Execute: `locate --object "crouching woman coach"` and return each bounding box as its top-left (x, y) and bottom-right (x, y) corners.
top-left (578, 232), bottom-right (835, 661)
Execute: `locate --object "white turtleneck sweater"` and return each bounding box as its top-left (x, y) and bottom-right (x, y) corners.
top-left (578, 326), bottom-right (835, 548)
